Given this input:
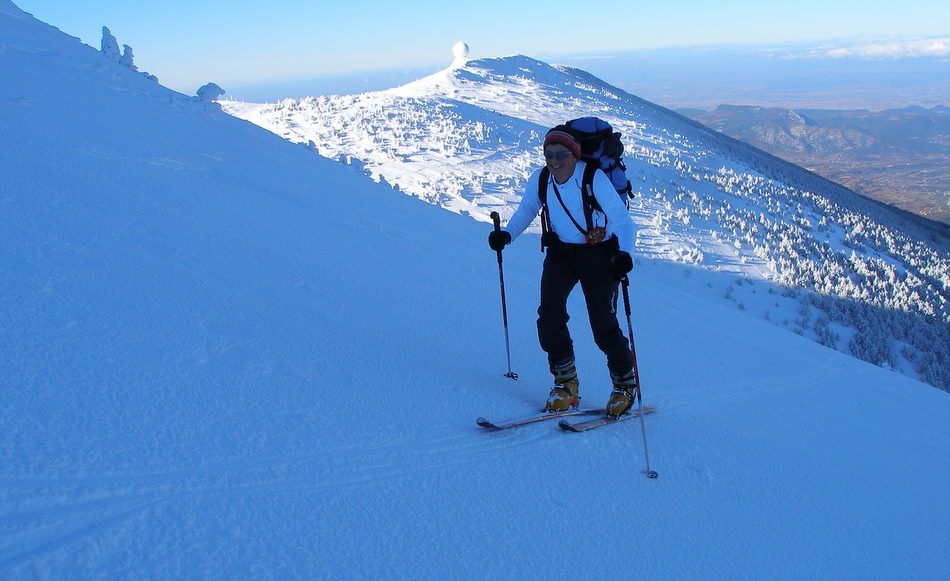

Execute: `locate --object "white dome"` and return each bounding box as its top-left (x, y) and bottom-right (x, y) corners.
top-left (452, 41), bottom-right (470, 60)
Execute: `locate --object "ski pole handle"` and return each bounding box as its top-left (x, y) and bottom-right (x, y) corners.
top-left (491, 211), bottom-right (503, 264)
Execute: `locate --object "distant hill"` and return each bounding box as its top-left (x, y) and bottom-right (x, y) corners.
top-left (680, 105), bottom-right (950, 224)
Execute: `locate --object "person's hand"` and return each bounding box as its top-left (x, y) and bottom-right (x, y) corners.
top-left (488, 230), bottom-right (511, 251)
top-left (610, 251), bottom-right (633, 280)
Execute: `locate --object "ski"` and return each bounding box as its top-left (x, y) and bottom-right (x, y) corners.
top-left (476, 408), bottom-right (603, 431)
top-left (558, 405), bottom-right (657, 432)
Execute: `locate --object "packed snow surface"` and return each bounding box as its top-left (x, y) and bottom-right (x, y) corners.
top-left (1, 2), bottom-right (948, 579)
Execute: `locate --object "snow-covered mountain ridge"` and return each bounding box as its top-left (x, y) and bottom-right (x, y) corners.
top-left (223, 54), bottom-right (950, 390)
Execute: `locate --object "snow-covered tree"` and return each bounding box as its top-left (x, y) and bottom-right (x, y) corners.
top-left (197, 83), bottom-right (225, 102)
top-left (100, 26), bottom-right (120, 61)
top-left (120, 44), bottom-right (135, 70)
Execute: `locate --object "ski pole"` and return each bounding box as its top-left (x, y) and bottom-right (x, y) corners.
top-left (490, 211), bottom-right (518, 380)
top-left (621, 275), bottom-right (658, 479)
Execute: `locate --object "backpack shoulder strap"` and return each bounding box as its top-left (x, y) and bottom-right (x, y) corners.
top-left (581, 162), bottom-right (602, 229)
top-left (538, 167), bottom-right (550, 205)
top-left (538, 167), bottom-right (552, 251)
top-left (582, 162), bottom-right (598, 197)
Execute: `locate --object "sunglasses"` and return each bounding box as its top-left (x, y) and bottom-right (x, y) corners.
top-left (544, 151), bottom-right (573, 160)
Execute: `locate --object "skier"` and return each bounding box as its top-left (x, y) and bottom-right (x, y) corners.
top-left (488, 125), bottom-right (638, 417)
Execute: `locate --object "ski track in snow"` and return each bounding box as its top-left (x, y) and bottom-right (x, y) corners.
top-left (1, 427), bottom-right (549, 570)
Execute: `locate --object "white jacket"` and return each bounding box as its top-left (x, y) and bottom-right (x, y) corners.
top-left (505, 161), bottom-right (635, 256)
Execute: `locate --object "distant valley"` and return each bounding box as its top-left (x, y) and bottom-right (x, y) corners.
top-left (680, 105), bottom-right (950, 224)
top-left (560, 43), bottom-right (949, 224)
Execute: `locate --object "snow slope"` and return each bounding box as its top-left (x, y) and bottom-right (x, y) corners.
top-left (223, 53), bottom-right (950, 391)
top-left (2, 2), bottom-right (948, 579)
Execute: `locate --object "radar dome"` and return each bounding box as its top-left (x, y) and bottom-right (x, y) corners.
top-left (451, 41), bottom-right (470, 67)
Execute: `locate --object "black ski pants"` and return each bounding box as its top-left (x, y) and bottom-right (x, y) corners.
top-left (537, 238), bottom-right (634, 378)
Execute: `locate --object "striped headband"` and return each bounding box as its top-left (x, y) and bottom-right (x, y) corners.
top-left (543, 130), bottom-right (582, 159)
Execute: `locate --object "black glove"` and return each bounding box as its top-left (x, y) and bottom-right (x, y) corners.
top-left (488, 230), bottom-right (511, 251)
top-left (609, 251), bottom-right (633, 280)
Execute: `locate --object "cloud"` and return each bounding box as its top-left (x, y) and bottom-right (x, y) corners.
top-left (801, 38), bottom-right (950, 59)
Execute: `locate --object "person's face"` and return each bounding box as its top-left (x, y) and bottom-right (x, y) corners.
top-left (544, 144), bottom-right (577, 182)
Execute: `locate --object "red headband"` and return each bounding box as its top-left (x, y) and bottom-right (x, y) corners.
top-left (544, 130), bottom-right (581, 159)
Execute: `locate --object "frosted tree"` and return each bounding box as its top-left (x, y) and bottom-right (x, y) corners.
top-left (120, 45), bottom-right (136, 70)
top-left (101, 26), bottom-right (120, 61)
top-left (197, 83), bottom-right (225, 102)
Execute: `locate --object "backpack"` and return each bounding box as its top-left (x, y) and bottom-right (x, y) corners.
top-left (565, 117), bottom-right (632, 201)
top-left (538, 117), bottom-right (632, 248)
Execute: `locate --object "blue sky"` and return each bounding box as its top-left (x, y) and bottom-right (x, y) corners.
top-left (14, 0), bottom-right (950, 92)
